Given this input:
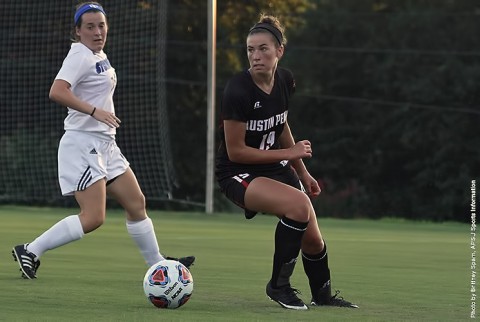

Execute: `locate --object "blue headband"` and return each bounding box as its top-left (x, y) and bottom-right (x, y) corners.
top-left (74, 4), bottom-right (107, 25)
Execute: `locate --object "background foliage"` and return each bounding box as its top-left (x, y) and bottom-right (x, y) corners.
top-left (0, 0), bottom-right (478, 222)
top-left (167, 0), bottom-right (479, 222)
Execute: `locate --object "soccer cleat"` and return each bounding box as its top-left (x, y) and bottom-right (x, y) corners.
top-left (266, 281), bottom-right (308, 310)
top-left (311, 289), bottom-right (358, 308)
top-left (20, 259), bottom-right (41, 279)
top-left (12, 244), bottom-right (40, 279)
top-left (166, 255), bottom-right (196, 269)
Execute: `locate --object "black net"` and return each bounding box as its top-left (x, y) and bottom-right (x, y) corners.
top-left (0, 1), bottom-right (176, 205)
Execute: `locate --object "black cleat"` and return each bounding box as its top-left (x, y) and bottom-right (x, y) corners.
top-left (20, 259), bottom-right (40, 279)
top-left (266, 281), bottom-right (308, 310)
top-left (166, 256), bottom-right (195, 269)
top-left (311, 289), bottom-right (358, 308)
top-left (12, 244), bottom-right (40, 279)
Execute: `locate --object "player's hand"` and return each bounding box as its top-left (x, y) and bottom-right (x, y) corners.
top-left (92, 108), bottom-right (121, 128)
top-left (299, 172), bottom-right (321, 198)
top-left (289, 140), bottom-right (313, 160)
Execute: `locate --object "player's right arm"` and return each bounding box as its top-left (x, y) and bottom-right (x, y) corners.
top-left (49, 79), bottom-right (120, 128)
top-left (49, 80), bottom-right (95, 115)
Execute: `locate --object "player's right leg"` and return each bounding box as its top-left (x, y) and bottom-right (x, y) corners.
top-left (12, 132), bottom-right (108, 279)
top-left (11, 181), bottom-right (106, 279)
top-left (245, 177), bottom-right (312, 310)
top-left (12, 244), bottom-right (39, 279)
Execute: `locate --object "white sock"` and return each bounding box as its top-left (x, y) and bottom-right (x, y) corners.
top-left (27, 215), bottom-right (85, 258)
top-left (126, 217), bottom-right (164, 266)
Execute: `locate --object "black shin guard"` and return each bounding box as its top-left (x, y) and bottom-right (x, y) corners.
top-left (302, 241), bottom-right (332, 301)
top-left (270, 217), bottom-right (308, 288)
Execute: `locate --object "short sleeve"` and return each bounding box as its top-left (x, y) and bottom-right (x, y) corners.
top-left (220, 75), bottom-right (250, 123)
top-left (277, 67), bottom-right (295, 97)
top-left (55, 49), bottom-right (89, 87)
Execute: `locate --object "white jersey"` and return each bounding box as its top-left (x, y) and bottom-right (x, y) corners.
top-left (55, 42), bottom-right (117, 135)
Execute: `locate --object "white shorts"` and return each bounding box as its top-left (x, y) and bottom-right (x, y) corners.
top-left (58, 131), bottom-right (130, 196)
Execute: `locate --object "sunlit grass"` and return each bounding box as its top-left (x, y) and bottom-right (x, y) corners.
top-left (0, 206), bottom-right (471, 321)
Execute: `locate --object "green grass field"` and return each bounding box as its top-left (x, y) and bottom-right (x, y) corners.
top-left (0, 206), bottom-right (472, 321)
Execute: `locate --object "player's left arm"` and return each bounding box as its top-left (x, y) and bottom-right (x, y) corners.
top-left (279, 122), bottom-right (321, 197)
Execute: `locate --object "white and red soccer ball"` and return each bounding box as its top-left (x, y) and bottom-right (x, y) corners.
top-left (143, 259), bottom-right (194, 309)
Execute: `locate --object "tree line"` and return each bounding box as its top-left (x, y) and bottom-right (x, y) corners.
top-left (0, 0), bottom-right (477, 222)
top-left (166, 0), bottom-right (479, 222)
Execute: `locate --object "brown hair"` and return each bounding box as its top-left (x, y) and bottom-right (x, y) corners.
top-left (249, 13), bottom-right (287, 47)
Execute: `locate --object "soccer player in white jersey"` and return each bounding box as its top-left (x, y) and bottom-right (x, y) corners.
top-left (12, 2), bottom-right (194, 279)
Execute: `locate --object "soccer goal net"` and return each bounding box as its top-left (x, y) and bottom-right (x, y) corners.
top-left (0, 1), bottom-right (176, 205)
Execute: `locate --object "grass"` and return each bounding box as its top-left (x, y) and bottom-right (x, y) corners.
top-left (0, 205), bottom-right (472, 321)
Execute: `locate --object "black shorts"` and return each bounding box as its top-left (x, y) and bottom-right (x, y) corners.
top-left (217, 166), bottom-right (303, 219)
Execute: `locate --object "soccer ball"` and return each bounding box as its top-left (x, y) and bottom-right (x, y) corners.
top-left (143, 259), bottom-right (194, 309)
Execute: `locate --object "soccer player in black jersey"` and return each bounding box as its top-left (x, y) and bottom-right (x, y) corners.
top-left (216, 14), bottom-right (357, 310)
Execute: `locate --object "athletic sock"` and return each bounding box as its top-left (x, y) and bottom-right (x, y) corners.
top-left (126, 217), bottom-right (164, 266)
top-left (270, 216), bottom-right (308, 288)
top-left (302, 241), bottom-right (331, 294)
top-left (26, 215), bottom-right (85, 258)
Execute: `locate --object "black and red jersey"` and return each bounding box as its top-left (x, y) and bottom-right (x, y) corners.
top-left (215, 67), bottom-right (296, 180)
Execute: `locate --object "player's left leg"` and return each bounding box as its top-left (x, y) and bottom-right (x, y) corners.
top-left (245, 176), bottom-right (310, 310)
top-left (106, 168), bottom-right (195, 268)
top-left (301, 217), bottom-right (358, 308)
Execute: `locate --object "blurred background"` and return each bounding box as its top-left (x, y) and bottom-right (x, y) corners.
top-left (0, 0), bottom-right (478, 222)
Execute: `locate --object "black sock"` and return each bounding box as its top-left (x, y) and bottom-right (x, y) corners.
top-left (270, 216), bottom-right (308, 288)
top-left (302, 241), bottom-right (331, 296)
